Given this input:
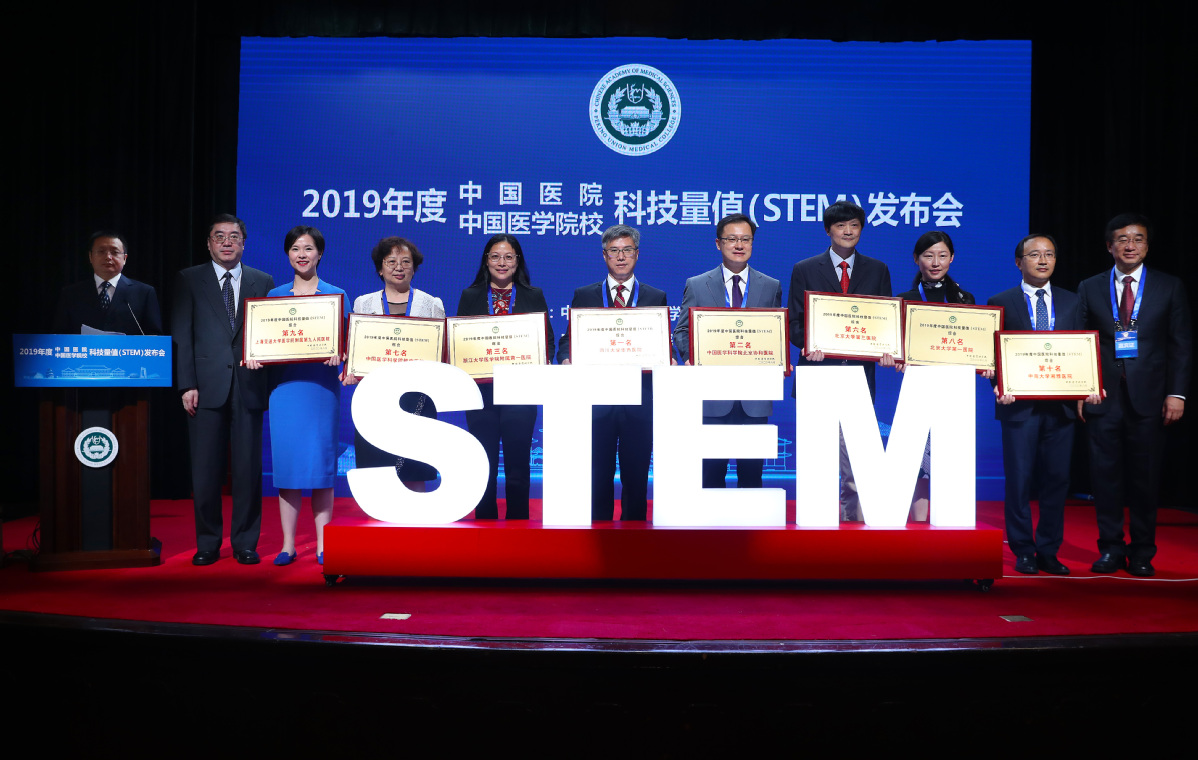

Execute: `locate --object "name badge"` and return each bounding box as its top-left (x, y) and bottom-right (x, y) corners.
top-left (1115, 330), bottom-right (1138, 359)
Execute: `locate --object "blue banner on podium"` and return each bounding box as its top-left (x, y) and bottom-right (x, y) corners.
top-left (13, 334), bottom-right (172, 388)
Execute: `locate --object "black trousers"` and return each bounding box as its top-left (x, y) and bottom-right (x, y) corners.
top-left (591, 402), bottom-right (653, 521)
top-left (1000, 404), bottom-right (1074, 557)
top-left (465, 385), bottom-right (537, 519)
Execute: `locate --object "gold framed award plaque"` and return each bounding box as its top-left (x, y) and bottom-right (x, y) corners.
top-left (995, 330), bottom-right (1103, 399)
top-left (445, 312), bottom-right (550, 381)
top-left (689, 307), bottom-right (790, 374)
top-left (568, 306), bottom-right (671, 368)
top-left (344, 314), bottom-right (445, 377)
top-left (242, 294), bottom-right (343, 364)
top-left (902, 301), bottom-right (1004, 373)
top-left (804, 292), bottom-right (903, 362)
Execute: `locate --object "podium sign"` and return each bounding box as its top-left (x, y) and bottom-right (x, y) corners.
top-left (13, 334), bottom-right (171, 387)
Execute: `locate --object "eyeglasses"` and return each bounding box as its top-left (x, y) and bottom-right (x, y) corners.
top-left (210, 232), bottom-right (243, 243)
top-left (719, 236), bottom-right (753, 245)
top-left (382, 258), bottom-right (414, 270)
top-left (1021, 251), bottom-right (1056, 261)
top-left (90, 249), bottom-right (126, 258)
top-left (1112, 235), bottom-right (1146, 246)
top-left (604, 246), bottom-right (638, 257)
top-left (487, 253), bottom-right (517, 264)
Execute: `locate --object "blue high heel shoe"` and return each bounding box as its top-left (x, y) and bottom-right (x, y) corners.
top-left (273, 550), bottom-right (297, 566)
top-left (317, 552), bottom-right (323, 566)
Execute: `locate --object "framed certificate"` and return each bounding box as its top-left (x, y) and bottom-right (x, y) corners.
top-left (345, 314), bottom-right (445, 377)
top-left (995, 330), bottom-right (1103, 399)
top-left (243, 294), bottom-right (343, 364)
top-left (902, 301), bottom-right (1004, 373)
top-left (445, 312), bottom-right (550, 381)
top-left (568, 306), bottom-right (671, 368)
top-left (689, 307), bottom-right (790, 374)
top-left (804, 292), bottom-right (903, 362)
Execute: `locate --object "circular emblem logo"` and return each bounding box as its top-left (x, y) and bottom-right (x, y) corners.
top-left (735, 319), bottom-right (744, 328)
top-left (851, 305), bottom-right (859, 313)
top-left (616, 318), bottom-right (624, 326)
top-left (1044, 342), bottom-right (1052, 350)
top-left (492, 326), bottom-right (500, 334)
top-left (393, 327), bottom-right (402, 335)
top-left (949, 315), bottom-right (957, 324)
top-left (289, 307), bottom-right (297, 316)
top-left (590, 64), bottom-right (681, 156)
top-left (74, 426), bottom-right (118, 469)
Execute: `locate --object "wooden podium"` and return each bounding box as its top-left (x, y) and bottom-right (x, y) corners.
top-left (15, 334), bottom-right (170, 570)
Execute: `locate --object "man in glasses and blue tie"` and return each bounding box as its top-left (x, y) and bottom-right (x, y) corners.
top-left (673, 213), bottom-right (783, 489)
top-left (989, 234), bottom-right (1092, 575)
top-left (172, 214), bottom-right (275, 566)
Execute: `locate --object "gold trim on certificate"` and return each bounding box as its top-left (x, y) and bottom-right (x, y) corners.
top-left (569, 307), bottom-right (671, 367)
top-left (345, 314), bottom-right (445, 376)
top-left (446, 312), bottom-right (549, 380)
top-left (243, 294), bottom-right (342, 364)
top-left (903, 302), bottom-right (1003, 372)
top-left (690, 307), bottom-right (790, 373)
top-left (805, 292), bottom-right (903, 361)
top-left (996, 330), bottom-right (1103, 399)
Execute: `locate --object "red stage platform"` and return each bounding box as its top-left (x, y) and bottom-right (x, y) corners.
top-left (324, 518), bottom-right (1004, 584)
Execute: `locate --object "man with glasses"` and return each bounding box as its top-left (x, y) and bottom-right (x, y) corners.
top-left (787, 200), bottom-right (893, 521)
top-left (558, 225), bottom-right (669, 520)
top-left (172, 214), bottom-right (275, 565)
top-left (989, 234), bottom-right (1090, 575)
top-left (1077, 213), bottom-right (1191, 577)
top-left (53, 230), bottom-right (162, 335)
top-left (673, 213), bottom-right (782, 489)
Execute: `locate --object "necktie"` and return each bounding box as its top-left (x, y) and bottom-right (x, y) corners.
top-left (1120, 276), bottom-right (1134, 328)
top-left (99, 282), bottom-right (111, 311)
top-left (222, 272), bottom-right (236, 331)
top-left (731, 274), bottom-right (743, 308)
top-left (614, 283), bottom-right (626, 307)
top-left (839, 261), bottom-right (850, 294)
top-left (1035, 289), bottom-right (1048, 331)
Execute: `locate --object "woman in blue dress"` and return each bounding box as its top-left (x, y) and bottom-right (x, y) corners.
top-left (247, 226), bottom-right (344, 565)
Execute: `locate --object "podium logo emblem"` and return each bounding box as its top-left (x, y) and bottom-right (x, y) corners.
top-left (590, 64), bottom-right (681, 156)
top-left (74, 426), bottom-right (119, 468)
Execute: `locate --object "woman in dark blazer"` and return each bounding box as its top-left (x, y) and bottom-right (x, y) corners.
top-left (456, 234), bottom-right (551, 520)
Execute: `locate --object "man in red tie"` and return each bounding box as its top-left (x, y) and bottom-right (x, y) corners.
top-left (1077, 213), bottom-right (1192, 577)
top-left (786, 201), bottom-right (894, 520)
top-left (558, 225), bottom-right (671, 520)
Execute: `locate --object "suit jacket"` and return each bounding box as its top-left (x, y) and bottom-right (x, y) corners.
top-left (788, 248), bottom-right (892, 399)
top-left (352, 288), bottom-right (445, 318)
top-left (896, 273), bottom-right (975, 305)
top-left (1078, 267), bottom-right (1192, 417)
top-left (53, 275), bottom-right (163, 335)
top-left (172, 262), bottom-right (275, 410)
top-left (456, 282), bottom-right (554, 363)
top-left (987, 284), bottom-right (1083, 422)
top-left (673, 265), bottom-right (783, 417)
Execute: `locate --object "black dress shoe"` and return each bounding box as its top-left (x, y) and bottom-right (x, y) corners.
top-left (192, 550), bottom-right (219, 566)
top-left (1127, 558), bottom-right (1155, 577)
top-left (234, 549), bottom-right (261, 565)
top-left (1014, 554), bottom-right (1038, 574)
top-left (1036, 554), bottom-right (1070, 575)
top-left (1091, 553), bottom-right (1127, 573)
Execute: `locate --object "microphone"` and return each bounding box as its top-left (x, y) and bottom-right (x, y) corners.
top-left (127, 303), bottom-right (146, 335)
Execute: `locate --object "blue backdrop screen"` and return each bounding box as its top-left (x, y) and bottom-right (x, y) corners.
top-left (237, 37), bottom-right (1031, 499)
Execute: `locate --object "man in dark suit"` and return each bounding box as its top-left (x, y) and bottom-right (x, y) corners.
top-left (673, 213), bottom-right (783, 489)
top-left (172, 214), bottom-right (275, 565)
top-left (53, 230), bottom-right (162, 335)
top-left (558, 224), bottom-right (670, 521)
top-left (1078, 213), bottom-right (1192, 577)
top-left (787, 201), bottom-right (894, 519)
top-left (990, 234), bottom-right (1095, 575)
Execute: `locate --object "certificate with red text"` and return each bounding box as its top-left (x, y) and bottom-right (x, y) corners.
top-left (804, 292), bottom-right (903, 362)
top-left (903, 301), bottom-right (1003, 374)
top-left (569, 306), bottom-right (671, 368)
top-left (446, 312), bottom-right (549, 381)
top-left (689, 307), bottom-right (790, 374)
top-left (345, 314), bottom-right (445, 376)
top-left (243, 294), bottom-right (343, 364)
top-left (995, 330), bottom-right (1102, 399)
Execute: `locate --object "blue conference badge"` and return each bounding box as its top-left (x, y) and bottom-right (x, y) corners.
top-left (13, 334), bottom-right (172, 387)
top-left (1114, 330), bottom-right (1138, 359)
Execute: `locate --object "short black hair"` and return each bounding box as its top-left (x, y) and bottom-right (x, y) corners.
top-left (208, 213), bottom-right (247, 240)
top-left (716, 213), bottom-right (756, 239)
top-left (823, 201), bottom-right (866, 231)
top-left (370, 237), bottom-right (424, 280)
top-left (88, 230), bottom-right (127, 255)
top-left (1104, 213), bottom-right (1152, 244)
top-left (912, 230), bottom-right (954, 258)
top-left (1014, 233), bottom-right (1057, 259)
top-left (284, 225), bottom-right (325, 254)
